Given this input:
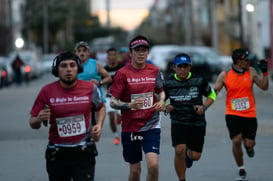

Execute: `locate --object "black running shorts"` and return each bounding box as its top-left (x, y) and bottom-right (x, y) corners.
top-left (225, 114), bottom-right (257, 140)
top-left (171, 124), bottom-right (206, 153)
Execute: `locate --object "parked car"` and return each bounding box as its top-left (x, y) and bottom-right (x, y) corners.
top-left (8, 50), bottom-right (42, 80)
top-left (40, 53), bottom-right (57, 73)
top-left (149, 45), bottom-right (223, 82)
top-left (147, 45), bottom-right (182, 71)
top-left (0, 56), bottom-right (14, 88)
top-left (219, 55), bottom-right (233, 71)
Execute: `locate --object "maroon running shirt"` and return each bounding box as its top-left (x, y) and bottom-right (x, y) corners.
top-left (30, 80), bottom-right (104, 145)
top-left (109, 63), bottom-right (164, 132)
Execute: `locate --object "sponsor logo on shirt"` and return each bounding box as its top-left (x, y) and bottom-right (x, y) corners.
top-left (50, 96), bottom-right (89, 105)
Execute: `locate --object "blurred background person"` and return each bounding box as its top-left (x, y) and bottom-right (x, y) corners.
top-left (96, 48), bottom-right (107, 67)
top-left (75, 41), bottom-right (112, 103)
top-left (12, 54), bottom-right (24, 85)
top-left (104, 47), bottom-right (124, 145)
top-left (118, 47), bottom-right (130, 66)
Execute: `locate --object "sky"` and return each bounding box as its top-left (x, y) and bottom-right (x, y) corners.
top-left (91, 0), bottom-right (154, 31)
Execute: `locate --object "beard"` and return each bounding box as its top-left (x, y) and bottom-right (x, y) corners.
top-left (60, 77), bottom-right (76, 85)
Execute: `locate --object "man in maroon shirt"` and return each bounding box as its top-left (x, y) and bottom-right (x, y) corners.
top-left (109, 35), bottom-right (165, 181)
top-left (29, 51), bottom-right (105, 181)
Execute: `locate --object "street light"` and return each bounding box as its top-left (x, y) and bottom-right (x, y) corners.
top-left (15, 38), bottom-right (24, 49)
top-left (246, 4), bottom-right (255, 12)
top-left (245, 3), bottom-right (255, 53)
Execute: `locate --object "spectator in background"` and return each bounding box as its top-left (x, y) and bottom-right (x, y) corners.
top-left (12, 54), bottom-right (24, 85)
top-left (96, 48), bottom-right (107, 67)
top-left (118, 47), bottom-right (130, 66)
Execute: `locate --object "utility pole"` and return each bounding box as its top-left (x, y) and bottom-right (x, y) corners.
top-left (184, 0), bottom-right (192, 45)
top-left (210, 0), bottom-right (218, 51)
top-left (43, 0), bottom-right (48, 53)
top-left (268, 0), bottom-right (273, 69)
top-left (106, 0), bottom-right (111, 29)
top-left (239, 0), bottom-right (245, 48)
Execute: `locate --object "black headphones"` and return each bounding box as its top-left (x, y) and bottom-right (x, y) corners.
top-left (52, 51), bottom-right (83, 77)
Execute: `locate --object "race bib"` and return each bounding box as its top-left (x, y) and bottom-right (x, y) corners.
top-left (56, 115), bottom-right (86, 137)
top-left (231, 97), bottom-right (250, 111)
top-left (131, 92), bottom-right (153, 110)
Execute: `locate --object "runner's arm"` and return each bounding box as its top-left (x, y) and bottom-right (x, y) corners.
top-left (97, 62), bottom-right (112, 85)
top-left (213, 71), bottom-right (226, 95)
top-left (29, 108), bottom-right (50, 129)
top-left (153, 91), bottom-right (166, 112)
top-left (110, 96), bottom-right (144, 110)
top-left (92, 104), bottom-right (106, 142)
top-left (250, 67), bottom-right (269, 90)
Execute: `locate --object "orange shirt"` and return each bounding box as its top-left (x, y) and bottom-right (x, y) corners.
top-left (225, 69), bottom-right (256, 118)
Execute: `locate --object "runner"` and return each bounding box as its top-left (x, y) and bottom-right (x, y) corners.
top-left (164, 53), bottom-right (216, 181)
top-left (118, 47), bottom-right (130, 66)
top-left (29, 51), bottom-right (106, 181)
top-left (109, 35), bottom-right (165, 181)
top-left (75, 41), bottom-right (112, 103)
top-left (214, 48), bottom-right (269, 181)
top-left (104, 47), bottom-right (124, 145)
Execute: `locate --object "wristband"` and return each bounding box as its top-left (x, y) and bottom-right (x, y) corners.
top-left (263, 72), bottom-right (268, 76)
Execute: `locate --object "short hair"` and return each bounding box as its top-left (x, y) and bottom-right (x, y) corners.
top-left (107, 47), bottom-right (117, 53)
top-left (231, 48), bottom-right (249, 64)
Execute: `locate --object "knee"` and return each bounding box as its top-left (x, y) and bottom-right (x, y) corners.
top-left (190, 152), bottom-right (201, 161)
top-left (232, 135), bottom-right (242, 146)
top-left (244, 139), bottom-right (255, 148)
top-left (147, 162), bottom-right (158, 176)
top-left (175, 145), bottom-right (186, 159)
top-left (130, 163), bottom-right (141, 178)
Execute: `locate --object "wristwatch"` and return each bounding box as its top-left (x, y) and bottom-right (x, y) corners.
top-left (99, 80), bottom-right (103, 86)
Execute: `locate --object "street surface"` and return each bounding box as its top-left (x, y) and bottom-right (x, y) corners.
top-left (0, 73), bottom-right (272, 181)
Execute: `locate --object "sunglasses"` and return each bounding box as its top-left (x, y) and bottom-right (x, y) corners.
top-left (239, 51), bottom-right (249, 60)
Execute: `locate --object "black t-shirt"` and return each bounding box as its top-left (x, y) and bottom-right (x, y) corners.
top-left (164, 73), bottom-right (212, 126)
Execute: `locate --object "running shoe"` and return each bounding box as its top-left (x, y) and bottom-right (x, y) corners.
top-left (246, 149), bottom-right (255, 158)
top-left (113, 137), bottom-right (120, 145)
top-left (236, 169), bottom-right (247, 181)
top-left (185, 151), bottom-right (193, 168)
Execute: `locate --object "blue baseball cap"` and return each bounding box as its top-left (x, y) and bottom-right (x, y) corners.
top-left (173, 53), bottom-right (191, 65)
top-left (120, 47), bottom-right (128, 53)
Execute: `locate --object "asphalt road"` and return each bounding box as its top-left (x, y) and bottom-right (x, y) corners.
top-left (0, 73), bottom-right (272, 181)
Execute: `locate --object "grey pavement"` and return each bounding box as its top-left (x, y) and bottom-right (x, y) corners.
top-left (0, 73), bottom-right (272, 181)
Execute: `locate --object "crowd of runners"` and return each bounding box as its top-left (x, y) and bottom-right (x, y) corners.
top-left (29, 35), bottom-right (269, 181)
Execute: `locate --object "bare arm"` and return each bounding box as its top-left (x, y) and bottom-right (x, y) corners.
top-left (97, 63), bottom-right (112, 85)
top-left (250, 67), bottom-right (269, 90)
top-left (153, 91), bottom-right (166, 112)
top-left (110, 96), bottom-right (144, 110)
top-left (213, 71), bottom-right (226, 95)
top-left (29, 108), bottom-right (51, 129)
top-left (92, 105), bottom-right (106, 142)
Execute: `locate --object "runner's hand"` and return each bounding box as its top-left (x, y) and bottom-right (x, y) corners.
top-left (194, 105), bottom-right (205, 116)
top-left (259, 59), bottom-right (268, 73)
top-left (130, 98), bottom-right (144, 110)
top-left (165, 104), bottom-right (173, 113)
top-left (38, 108), bottom-right (51, 123)
top-left (92, 124), bottom-right (102, 142)
top-left (152, 100), bottom-right (165, 112)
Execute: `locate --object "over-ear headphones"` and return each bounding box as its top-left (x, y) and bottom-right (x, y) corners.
top-left (52, 51), bottom-right (83, 77)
